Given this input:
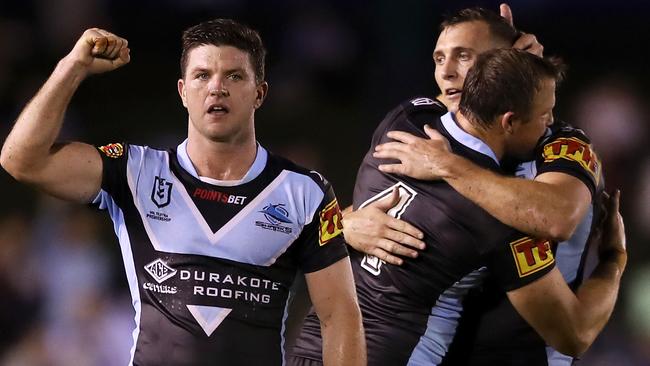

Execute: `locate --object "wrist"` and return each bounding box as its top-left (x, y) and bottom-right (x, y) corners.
top-left (439, 153), bottom-right (464, 180)
top-left (55, 56), bottom-right (90, 83)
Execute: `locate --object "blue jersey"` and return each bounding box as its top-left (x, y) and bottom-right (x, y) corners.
top-left (93, 141), bottom-right (348, 365)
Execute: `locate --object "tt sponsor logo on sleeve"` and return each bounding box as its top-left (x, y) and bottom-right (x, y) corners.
top-left (98, 142), bottom-right (124, 158)
top-left (510, 237), bottom-right (555, 277)
top-left (319, 198), bottom-right (343, 245)
top-left (542, 137), bottom-right (602, 184)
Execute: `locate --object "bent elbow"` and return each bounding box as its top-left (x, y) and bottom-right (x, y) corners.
top-left (550, 326), bottom-right (596, 357)
top-left (546, 217), bottom-right (580, 242)
top-left (0, 150), bottom-right (36, 184)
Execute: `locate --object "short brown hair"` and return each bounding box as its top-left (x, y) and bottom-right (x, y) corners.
top-left (440, 7), bottom-right (520, 47)
top-left (459, 49), bottom-right (565, 129)
top-left (180, 18), bottom-right (266, 83)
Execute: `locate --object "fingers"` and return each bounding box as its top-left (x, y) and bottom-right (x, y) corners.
top-left (513, 33), bottom-right (544, 57)
top-left (369, 248), bottom-right (405, 266)
top-left (384, 220), bottom-right (425, 248)
top-left (385, 130), bottom-right (423, 144)
top-left (371, 187), bottom-right (401, 212)
top-left (377, 163), bottom-right (406, 175)
top-left (500, 3), bottom-right (514, 26)
top-left (88, 28), bottom-right (129, 61)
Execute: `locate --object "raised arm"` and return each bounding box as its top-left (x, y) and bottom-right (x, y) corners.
top-left (0, 28), bottom-right (130, 203)
top-left (304, 258), bottom-right (366, 366)
top-left (507, 190), bottom-right (626, 356)
top-left (374, 126), bottom-right (591, 241)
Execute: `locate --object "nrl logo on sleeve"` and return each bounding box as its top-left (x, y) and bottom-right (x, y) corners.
top-left (151, 176), bottom-right (173, 208)
top-left (98, 143), bottom-right (124, 158)
top-left (319, 199), bottom-right (343, 245)
top-left (510, 237), bottom-right (555, 277)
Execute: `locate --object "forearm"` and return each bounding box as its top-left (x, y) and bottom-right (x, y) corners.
top-left (443, 155), bottom-right (577, 240)
top-left (321, 310), bottom-right (366, 366)
top-left (572, 253), bottom-right (626, 348)
top-left (1, 57), bottom-right (87, 176)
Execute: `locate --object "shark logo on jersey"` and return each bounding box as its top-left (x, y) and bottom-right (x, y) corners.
top-left (260, 204), bottom-right (292, 224)
top-left (255, 203), bottom-right (293, 234)
top-left (151, 176), bottom-right (173, 208)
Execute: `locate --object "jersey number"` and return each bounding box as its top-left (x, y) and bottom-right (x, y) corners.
top-left (359, 182), bottom-right (417, 275)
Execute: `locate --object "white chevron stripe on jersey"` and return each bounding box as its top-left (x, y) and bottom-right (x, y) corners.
top-left (125, 145), bottom-right (324, 266)
top-left (186, 305), bottom-right (232, 337)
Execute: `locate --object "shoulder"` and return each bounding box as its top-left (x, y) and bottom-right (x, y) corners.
top-left (542, 120), bottom-right (592, 144)
top-left (374, 96), bottom-right (447, 139)
top-left (265, 151), bottom-right (333, 192)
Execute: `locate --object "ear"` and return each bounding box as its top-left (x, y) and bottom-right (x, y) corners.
top-left (254, 81), bottom-right (269, 109)
top-left (177, 78), bottom-right (187, 108)
top-left (499, 111), bottom-right (517, 134)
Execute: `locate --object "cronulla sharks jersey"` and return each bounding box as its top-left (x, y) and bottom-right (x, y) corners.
top-left (290, 98), bottom-right (557, 366)
top-left (93, 141), bottom-right (347, 366)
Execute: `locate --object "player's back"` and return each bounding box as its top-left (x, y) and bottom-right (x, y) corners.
top-left (441, 120), bottom-right (605, 366)
top-left (290, 97), bottom-right (557, 366)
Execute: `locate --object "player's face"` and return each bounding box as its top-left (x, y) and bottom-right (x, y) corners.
top-left (505, 78), bottom-right (556, 160)
top-left (178, 45), bottom-right (267, 144)
top-left (433, 21), bottom-right (506, 112)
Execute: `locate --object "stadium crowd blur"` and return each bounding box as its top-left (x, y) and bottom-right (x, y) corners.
top-left (0, 0), bottom-right (648, 364)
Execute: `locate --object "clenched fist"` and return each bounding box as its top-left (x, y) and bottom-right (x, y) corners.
top-left (66, 28), bottom-right (130, 76)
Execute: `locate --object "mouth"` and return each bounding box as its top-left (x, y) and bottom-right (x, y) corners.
top-left (445, 88), bottom-right (462, 99)
top-left (206, 104), bottom-right (229, 115)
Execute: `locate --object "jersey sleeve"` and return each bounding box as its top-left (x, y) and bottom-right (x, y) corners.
top-left (536, 125), bottom-right (602, 197)
top-left (486, 232), bottom-right (556, 292)
top-left (91, 142), bottom-right (130, 210)
top-left (295, 175), bottom-right (349, 273)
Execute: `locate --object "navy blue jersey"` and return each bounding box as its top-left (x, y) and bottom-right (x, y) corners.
top-left (290, 97), bottom-right (556, 365)
top-left (442, 121), bottom-right (604, 366)
top-left (93, 142), bottom-right (348, 365)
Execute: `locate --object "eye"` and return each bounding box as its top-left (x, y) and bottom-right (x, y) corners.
top-left (458, 52), bottom-right (471, 61)
top-left (434, 55), bottom-right (445, 65)
top-left (195, 72), bottom-right (209, 80)
top-left (227, 73), bottom-right (243, 81)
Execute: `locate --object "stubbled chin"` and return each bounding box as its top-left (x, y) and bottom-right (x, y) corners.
top-left (446, 99), bottom-right (460, 112)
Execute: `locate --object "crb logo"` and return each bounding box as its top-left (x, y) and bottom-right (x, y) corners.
top-left (151, 176), bottom-right (173, 208)
top-left (144, 258), bottom-right (177, 283)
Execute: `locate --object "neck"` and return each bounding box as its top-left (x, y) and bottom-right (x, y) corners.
top-left (454, 111), bottom-right (504, 160)
top-left (186, 134), bottom-right (258, 181)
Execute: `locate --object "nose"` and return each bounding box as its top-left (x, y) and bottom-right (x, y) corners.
top-left (439, 59), bottom-right (458, 81)
top-left (208, 77), bottom-right (229, 97)
top-left (546, 113), bottom-right (555, 127)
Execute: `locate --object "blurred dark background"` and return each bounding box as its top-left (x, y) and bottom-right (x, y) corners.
top-left (1, 0), bottom-right (649, 364)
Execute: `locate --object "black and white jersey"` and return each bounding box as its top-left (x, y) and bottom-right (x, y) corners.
top-left (290, 97), bottom-right (557, 366)
top-left (93, 141), bottom-right (348, 366)
top-left (443, 121), bottom-right (604, 366)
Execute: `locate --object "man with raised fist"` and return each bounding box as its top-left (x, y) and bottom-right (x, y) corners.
top-left (0, 19), bottom-right (365, 366)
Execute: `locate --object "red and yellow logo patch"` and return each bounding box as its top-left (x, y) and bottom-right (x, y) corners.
top-left (510, 237), bottom-right (555, 277)
top-left (542, 137), bottom-right (601, 184)
top-left (319, 199), bottom-right (343, 246)
top-left (98, 143), bottom-right (124, 159)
